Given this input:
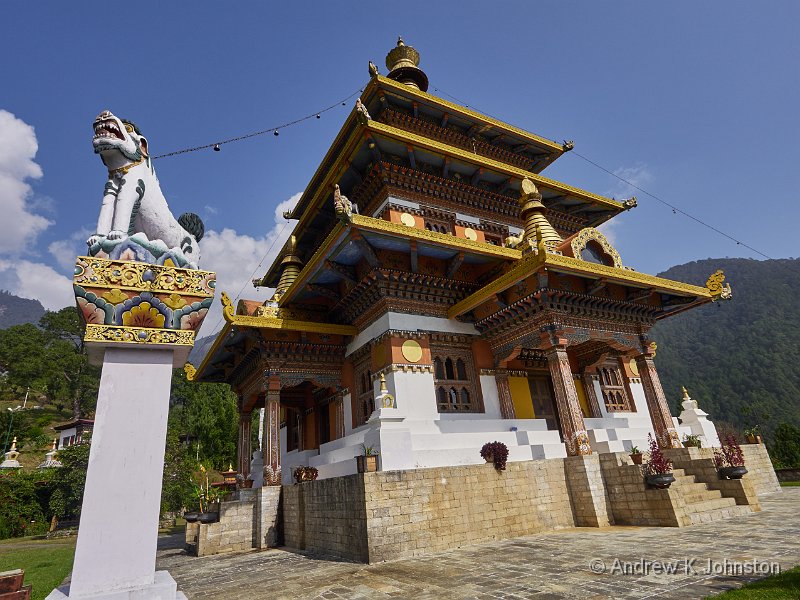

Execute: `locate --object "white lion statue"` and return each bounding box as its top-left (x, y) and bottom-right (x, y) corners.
top-left (87, 110), bottom-right (204, 268)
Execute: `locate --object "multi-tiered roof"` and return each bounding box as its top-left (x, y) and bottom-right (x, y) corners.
top-left (193, 39), bottom-right (724, 383)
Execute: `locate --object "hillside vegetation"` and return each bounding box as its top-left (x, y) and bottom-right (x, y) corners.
top-left (0, 291), bottom-right (44, 328)
top-left (651, 257), bottom-right (800, 435)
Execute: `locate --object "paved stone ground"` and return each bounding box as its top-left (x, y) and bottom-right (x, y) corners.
top-left (158, 488), bottom-right (800, 599)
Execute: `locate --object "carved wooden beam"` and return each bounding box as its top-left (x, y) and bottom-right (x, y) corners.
top-left (406, 144), bottom-right (417, 170)
top-left (352, 232), bottom-right (380, 268)
top-left (442, 156), bottom-right (451, 179)
top-left (587, 278), bottom-right (608, 295)
top-left (410, 240), bottom-right (419, 274)
top-left (324, 260), bottom-right (358, 284)
top-left (446, 251), bottom-right (465, 278)
top-left (365, 133), bottom-right (382, 162)
top-left (628, 288), bottom-right (654, 302)
top-left (471, 167), bottom-right (485, 187)
top-left (412, 101), bottom-right (419, 118)
top-left (440, 113), bottom-right (449, 128)
top-left (494, 293), bottom-right (507, 309)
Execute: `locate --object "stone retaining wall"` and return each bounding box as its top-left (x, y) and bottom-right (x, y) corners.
top-left (775, 468), bottom-right (800, 482)
top-left (185, 487), bottom-right (282, 557)
top-left (740, 444), bottom-right (781, 494)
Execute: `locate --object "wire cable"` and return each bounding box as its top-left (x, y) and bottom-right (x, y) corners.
top-left (432, 86), bottom-right (776, 261)
top-left (153, 89), bottom-right (362, 159)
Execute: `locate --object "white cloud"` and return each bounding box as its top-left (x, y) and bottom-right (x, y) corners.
top-left (0, 259), bottom-right (73, 311)
top-left (48, 227), bottom-right (93, 271)
top-left (197, 192), bottom-right (300, 335)
top-left (599, 164), bottom-right (653, 247)
top-left (0, 110), bottom-right (53, 254)
top-left (608, 163), bottom-right (652, 200)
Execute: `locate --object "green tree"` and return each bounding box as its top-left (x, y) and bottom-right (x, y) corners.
top-left (39, 307), bottom-right (100, 418)
top-left (0, 469), bottom-right (51, 539)
top-left (769, 422), bottom-right (800, 469)
top-left (48, 442), bottom-right (91, 521)
top-left (161, 426), bottom-right (196, 514)
top-left (170, 371), bottom-right (238, 470)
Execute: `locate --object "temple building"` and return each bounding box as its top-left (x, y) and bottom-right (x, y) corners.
top-left (190, 38), bottom-right (733, 483)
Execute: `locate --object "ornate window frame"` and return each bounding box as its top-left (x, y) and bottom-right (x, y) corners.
top-left (429, 337), bottom-right (482, 413)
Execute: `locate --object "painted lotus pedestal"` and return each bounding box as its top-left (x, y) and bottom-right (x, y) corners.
top-left (49, 110), bottom-right (214, 600)
top-left (47, 257), bottom-right (214, 600)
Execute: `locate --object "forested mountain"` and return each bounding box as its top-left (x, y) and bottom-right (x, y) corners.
top-left (0, 290), bottom-right (45, 329)
top-left (651, 257), bottom-right (800, 435)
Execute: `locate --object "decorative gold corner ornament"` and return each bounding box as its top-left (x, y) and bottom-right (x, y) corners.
top-left (706, 270), bottom-right (732, 301)
top-left (185, 363), bottom-right (197, 381)
top-left (83, 324), bottom-right (195, 346)
top-left (220, 291), bottom-right (236, 322)
top-left (569, 227), bottom-right (624, 269)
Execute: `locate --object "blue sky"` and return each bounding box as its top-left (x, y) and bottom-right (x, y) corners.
top-left (1, 2), bottom-right (798, 332)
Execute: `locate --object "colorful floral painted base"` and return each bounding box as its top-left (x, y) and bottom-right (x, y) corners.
top-left (74, 256), bottom-right (215, 352)
top-left (87, 232), bottom-right (196, 270)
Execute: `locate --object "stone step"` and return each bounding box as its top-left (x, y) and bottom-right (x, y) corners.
top-left (685, 496), bottom-right (738, 513)
top-left (682, 489), bottom-right (725, 505)
top-left (689, 504), bottom-right (752, 525)
top-left (676, 481), bottom-right (715, 495)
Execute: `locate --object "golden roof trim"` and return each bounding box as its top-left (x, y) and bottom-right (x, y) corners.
top-left (447, 252), bottom-right (712, 319)
top-left (367, 120), bottom-right (623, 211)
top-left (351, 214), bottom-right (522, 258)
top-left (375, 75), bottom-right (564, 153)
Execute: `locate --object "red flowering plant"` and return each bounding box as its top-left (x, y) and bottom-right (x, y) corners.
top-left (480, 441), bottom-right (509, 471)
top-left (644, 433), bottom-right (673, 475)
top-left (714, 434), bottom-right (745, 468)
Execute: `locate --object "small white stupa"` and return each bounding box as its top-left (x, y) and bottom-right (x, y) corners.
top-left (1, 437), bottom-right (22, 469)
top-left (678, 386), bottom-right (721, 448)
top-left (38, 439), bottom-right (62, 469)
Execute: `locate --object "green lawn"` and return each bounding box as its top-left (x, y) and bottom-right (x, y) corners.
top-left (779, 481), bottom-right (800, 487)
top-left (708, 566), bottom-right (800, 599)
top-left (0, 537), bottom-right (75, 600)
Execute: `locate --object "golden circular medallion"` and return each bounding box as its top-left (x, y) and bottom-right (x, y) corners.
top-left (629, 359), bottom-right (639, 376)
top-left (401, 339), bottom-right (423, 363)
top-left (463, 227), bottom-right (478, 241)
top-left (400, 212), bottom-right (416, 227)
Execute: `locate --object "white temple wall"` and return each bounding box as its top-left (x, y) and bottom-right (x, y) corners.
top-left (342, 391), bottom-right (353, 436)
top-left (479, 375), bottom-right (502, 418)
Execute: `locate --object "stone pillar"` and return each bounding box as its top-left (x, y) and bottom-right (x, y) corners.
top-left (546, 345), bottom-right (592, 456)
top-left (57, 348), bottom-right (184, 600)
top-left (495, 373), bottom-right (516, 419)
top-left (635, 353), bottom-right (682, 449)
top-left (237, 410), bottom-right (252, 478)
top-left (264, 377), bottom-right (281, 471)
top-left (582, 373), bottom-right (603, 418)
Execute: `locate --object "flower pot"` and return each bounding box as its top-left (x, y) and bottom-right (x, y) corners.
top-left (630, 453), bottom-right (643, 465)
top-left (356, 455), bottom-right (378, 473)
top-left (645, 473), bottom-right (675, 489)
top-left (183, 511), bottom-right (200, 523)
top-left (198, 512), bottom-right (219, 524)
top-left (745, 434), bottom-right (756, 444)
top-left (718, 466), bottom-right (748, 480)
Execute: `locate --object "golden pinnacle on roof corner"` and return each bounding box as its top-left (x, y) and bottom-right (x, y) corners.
top-left (519, 177), bottom-right (562, 254)
top-left (385, 36), bottom-right (429, 92)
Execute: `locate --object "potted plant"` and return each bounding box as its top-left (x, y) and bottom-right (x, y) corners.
top-left (682, 434), bottom-right (702, 448)
top-left (744, 426), bottom-right (762, 445)
top-left (293, 465), bottom-right (319, 483)
top-left (198, 484), bottom-right (224, 523)
top-left (643, 434), bottom-right (675, 489)
top-left (356, 444), bottom-right (379, 473)
top-left (480, 441), bottom-right (509, 471)
top-left (629, 446), bottom-right (643, 465)
top-left (714, 434), bottom-right (747, 479)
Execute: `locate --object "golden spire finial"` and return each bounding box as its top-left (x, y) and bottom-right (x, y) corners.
top-left (379, 372), bottom-right (387, 393)
top-left (52, 438), bottom-right (58, 451)
top-left (518, 178), bottom-right (561, 254)
top-left (10, 437), bottom-right (17, 452)
top-left (385, 37), bottom-right (429, 91)
top-left (682, 386), bottom-right (689, 400)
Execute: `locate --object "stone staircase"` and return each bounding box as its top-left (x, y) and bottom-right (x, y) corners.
top-left (671, 468), bottom-right (753, 525)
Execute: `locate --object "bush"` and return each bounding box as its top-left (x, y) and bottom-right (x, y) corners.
top-left (480, 441), bottom-right (509, 471)
top-left (714, 434), bottom-right (745, 468)
top-left (48, 442), bottom-right (90, 520)
top-left (644, 434), bottom-right (673, 475)
top-left (0, 469), bottom-right (52, 539)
